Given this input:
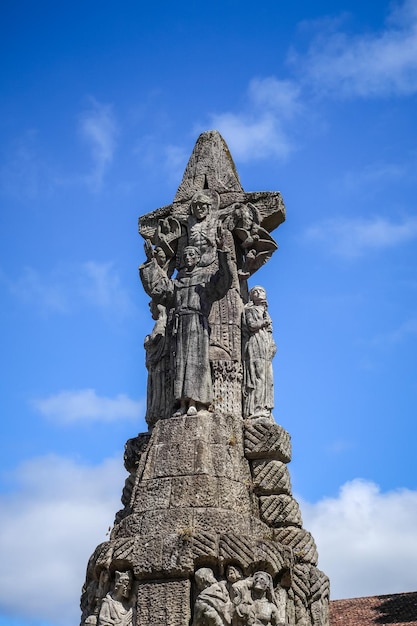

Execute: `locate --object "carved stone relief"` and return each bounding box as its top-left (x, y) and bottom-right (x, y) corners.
top-left (192, 568), bottom-right (287, 626)
top-left (99, 571), bottom-right (134, 626)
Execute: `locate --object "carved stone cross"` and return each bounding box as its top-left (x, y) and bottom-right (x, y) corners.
top-left (138, 130), bottom-right (286, 416)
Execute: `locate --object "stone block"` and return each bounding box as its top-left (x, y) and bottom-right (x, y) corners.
top-left (147, 440), bottom-right (195, 478)
top-left (132, 536), bottom-right (163, 578)
top-left (251, 460), bottom-right (292, 495)
top-left (273, 527), bottom-right (318, 565)
top-left (137, 508), bottom-right (193, 541)
top-left (112, 513), bottom-right (143, 539)
top-left (217, 477), bottom-right (253, 514)
top-left (136, 579), bottom-right (191, 626)
top-left (112, 537), bottom-right (136, 566)
top-left (124, 432), bottom-right (151, 472)
top-left (253, 538), bottom-right (289, 575)
top-left (170, 475), bottom-right (218, 508)
top-left (219, 533), bottom-right (255, 570)
top-left (132, 478), bottom-right (172, 513)
top-left (244, 419), bottom-right (291, 462)
top-left (191, 530), bottom-right (219, 562)
top-left (259, 495), bottom-right (302, 528)
top-left (193, 508), bottom-right (251, 536)
top-left (161, 533), bottom-right (194, 576)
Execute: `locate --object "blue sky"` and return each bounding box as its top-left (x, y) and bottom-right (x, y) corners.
top-left (1, 1), bottom-right (417, 624)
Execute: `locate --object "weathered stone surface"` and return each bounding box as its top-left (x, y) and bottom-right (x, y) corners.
top-left (136, 579), bottom-right (191, 626)
top-left (259, 495), bottom-right (303, 528)
top-left (251, 459), bottom-right (292, 495)
top-left (124, 433), bottom-right (151, 473)
top-left (274, 527), bottom-right (319, 566)
top-left (244, 418), bottom-right (292, 462)
top-left (132, 478), bottom-right (172, 513)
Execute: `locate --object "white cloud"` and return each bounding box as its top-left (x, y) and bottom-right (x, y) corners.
top-left (5, 261), bottom-right (134, 316)
top-left (296, 0), bottom-right (417, 98)
top-left (305, 215), bottom-right (417, 258)
top-left (299, 479), bottom-right (417, 599)
top-left (0, 454), bottom-right (124, 625)
top-left (32, 388), bottom-right (143, 423)
top-left (208, 77), bottom-right (302, 161)
top-left (2, 461), bottom-right (417, 626)
top-left (79, 100), bottom-right (118, 191)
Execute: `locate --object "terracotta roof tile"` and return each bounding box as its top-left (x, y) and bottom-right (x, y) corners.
top-left (330, 591), bottom-right (417, 626)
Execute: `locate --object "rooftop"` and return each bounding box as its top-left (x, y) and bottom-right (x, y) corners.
top-left (330, 591), bottom-right (417, 626)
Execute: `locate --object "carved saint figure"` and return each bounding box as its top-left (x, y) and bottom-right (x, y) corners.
top-left (248, 571), bottom-right (283, 626)
top-left (242, 286), bottom-right (276, 418)
top-left (144, 301), bottom-right (170, 426)
top-left (187, 191), bottom-right (219, 267)
top-left (233, 571), bottom-right (283, 626)
top-left (231, 203), bottom-right (277, 279)
top-left (97, 571), bottom-right (134, 626)
top-left (193, 567), bottom-right (233, 626)
top-left (140, 238), bottom-right (233, 416)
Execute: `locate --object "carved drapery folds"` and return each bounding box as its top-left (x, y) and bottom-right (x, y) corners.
top-left (79, 130), bottom-right (329, 626)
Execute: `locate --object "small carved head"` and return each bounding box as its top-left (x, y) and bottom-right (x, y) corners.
top-left (190, 192), bottom-right (212, 220)
top-left (253, 571), bottom-right (273, 593)
top-left (194, 567), bottom-right (217, 591)
top-left (226, 564), bottom-right (243, 583)
top-left (249, 285), bottom-right (267, 305)
top-left (114, 571), bottom-right (132, 599)
top-left (183, 245), bottom-right (201, 270)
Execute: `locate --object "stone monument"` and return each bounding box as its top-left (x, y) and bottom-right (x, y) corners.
top-left (79, 130), bottom-right (330, 626)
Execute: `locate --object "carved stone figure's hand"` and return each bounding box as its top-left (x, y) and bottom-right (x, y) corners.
top-left (216, 225), bottom-right (225, 250)
top-left (144, 239), bottom-right (154, 261)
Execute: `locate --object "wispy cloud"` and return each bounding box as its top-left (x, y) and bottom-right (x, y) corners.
top-left (305, 215), bottom-right (417, 258)
top-left (0, 455), bottom-right (124, 625)
top-left (294, 0), bottom-right (417, 98)
top-left (300, 479), bottom-right (417, 598)
top-left (0, 130), bottom-right (55, 200)
top-left (4, 261), bottom-right (134, 316)
top-left (207, 77), bottom-right (302, 161)
top-left (32, 388), bottom-right (143, 423)
top-left (79, 100), bottom-right (118, 191)
top-left (334, 160), bottom-right (412, 196)
top-left (372, 317), bottom-right (417, 346)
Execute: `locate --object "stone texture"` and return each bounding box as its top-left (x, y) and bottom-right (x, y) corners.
top-left (251, 459), bottom-right (292, 495)
top-left (136, 579), bottom-right (191, 626)
top-left (244, 418), bottom-right (292, 462)
top-left (259, 495), bottom-right (303, 528)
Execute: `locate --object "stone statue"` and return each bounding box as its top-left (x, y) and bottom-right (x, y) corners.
top-left (231, 203), bottom-right (277, 279)
top-left (193, 568), bottom-right (233, 626)
top-left (234, 571), bottom-right (283, 626)
top-left (187, 191), bottom-right (219, 268)
top-left (97, 571), bottom-right (134, 626)
top-left (140, 237), bottom-right (233, 416)
top-left (242, 286), bottom-right (277, 418)
top-left (144, 301), bottom-right (170, 426)
top-left (80, 131), bottom-right (330, 626)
